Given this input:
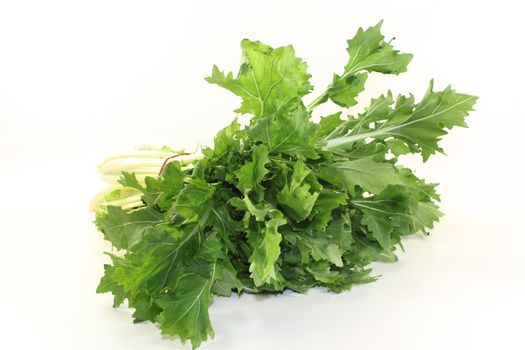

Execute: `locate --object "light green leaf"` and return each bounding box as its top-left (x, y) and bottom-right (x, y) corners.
top-left (410, 201), bottom-right (443, 232)
top-left (235, 144), bottom-right (270, 196)
top-left (388, 139), bottom-right (412, 156)
top-left (316, 112), bottom-right (344, 138)
top-left (249, 216), bottom-right (286, 286)
top-left (319, 156), bottom-right (402, 195)
top-left (213, 118), bottom-right (242, 157)
top-left (248, 109), bottom-right (319, 159)
top-left (324, 82), bottom-right (478, 160)
top-left (206, 40), bottom-right (312, 117)
top-left (96, 258), bottom-right (126, 307)
top-left (307, 21), bottom-right (412, 110)
top-left (352, 186), bottom-right (430, 249)
top-left (277, 159), bottom-right (321, 222)
top-left (298, 235), bottom-right (344, 267)
top-left (343, 21), bottom-right (413, 75)
top-left (328, 72), bottom-right (368, 107)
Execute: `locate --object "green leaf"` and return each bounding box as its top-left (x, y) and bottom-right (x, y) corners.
top-left (96, 258), bottom-right (126, 307)
top-left (309, 189), bottom-right (348, 231)
top-left (349, 234), bottom-right (394, 265)
top-left (352, 186), bottom-right (426, 249)
top-left (249, 216), bottom-right (286, 286)
top-left (349, 92), bottom-right (405, 136)
top-left (129, 293), bottom-right (163, 323)
top-left (206, 40), bottom-right (312, 117)
top-left (324, 82), bottom-right (478, 160)
top-left (230, 195), bottom-right (277, 223)
top-left (212, 257), bottom-right (244, 296)
top-left (211, 205), bottom-right (242, 253)
top-left (248, 109), bottom-right (319, 159)
top-left (118, 171), bottom-right (143, 190)
top-left (325, 215), bottom-right (354, 252)
top-left (387, 139), bottom-right (412, 156)
top-left (328, 72), bottom-right (368, 107)
top-left (319, 156), bottom-right (402, 195)
top-left (326, 266), bottom-right (377, 293)
top-left (119, 163), bottom-right (186, 211)
top-left (307, 261), bottom-right (341, 284)
top-left (277, 159), bottom-right (321, 222)
top-left (298, 235), bottom-right (344, 267)
top-left (95, 206), bottom-right (163, 250)
top-left (307, 21), bottom-right (412, 110)
top-left (410, 200), bottom-right (443, 232)
top-left (360, 208), bottom-right (394, 250)
top-left (111, 226), bottom-right (187, 297)
top-left (151, 162), bottom-right (186, 209)
top-left (343, 21), bottom-right (413, 75)
top-left (213, 118), bottom-right (242, 157)
top-left (392, 82), bottom-right (477, 160)
top-left (316, 112), bottom-right (344, 138)
top-left (235, 144), bottom-right (270, 196)
top-left (157, 268), bottom-right (216, 349)
top-left (111, 210), bottom-right (215, 295)
top-left (171, 179), bottom-right (215, 219)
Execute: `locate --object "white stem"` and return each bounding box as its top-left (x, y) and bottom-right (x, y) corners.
top-left (101, 151), bottom-right (176, 163)
top-left (121, 201), bottom-right (146, 210)
top-left (89, 186), bottom-right (143, 212)
top-left (105, 194), bottom-right (143, 206)
top-left (99, 161), bottom-right (164, 174)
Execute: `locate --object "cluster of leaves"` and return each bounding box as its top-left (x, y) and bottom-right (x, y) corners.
top-left (94, 21), bottom-right (477, 349)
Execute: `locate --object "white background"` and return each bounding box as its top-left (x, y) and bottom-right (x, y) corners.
top-left (1, 1), bottom-right (524, 349)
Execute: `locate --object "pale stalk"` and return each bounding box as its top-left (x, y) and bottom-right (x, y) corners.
top-left (92, 146), bottom-right (202, 213)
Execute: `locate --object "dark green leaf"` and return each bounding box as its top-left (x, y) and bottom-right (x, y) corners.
top-left (95, 206), bottom-right (163, 250)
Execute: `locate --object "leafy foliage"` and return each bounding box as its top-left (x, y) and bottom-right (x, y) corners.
top-left (94, 22), bottom-right (476, 349)
top-left (206, 40), bottom-right (312, 117)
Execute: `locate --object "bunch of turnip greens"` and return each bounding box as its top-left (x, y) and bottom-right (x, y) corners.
top-left (93, 21), bottom-right (477, 349)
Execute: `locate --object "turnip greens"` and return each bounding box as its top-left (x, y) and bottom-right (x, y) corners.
top-left (92, 22), bottom-right (477, 349)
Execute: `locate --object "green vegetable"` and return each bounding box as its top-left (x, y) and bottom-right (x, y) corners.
top-left (93, 21), bottom-right (477, 349)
